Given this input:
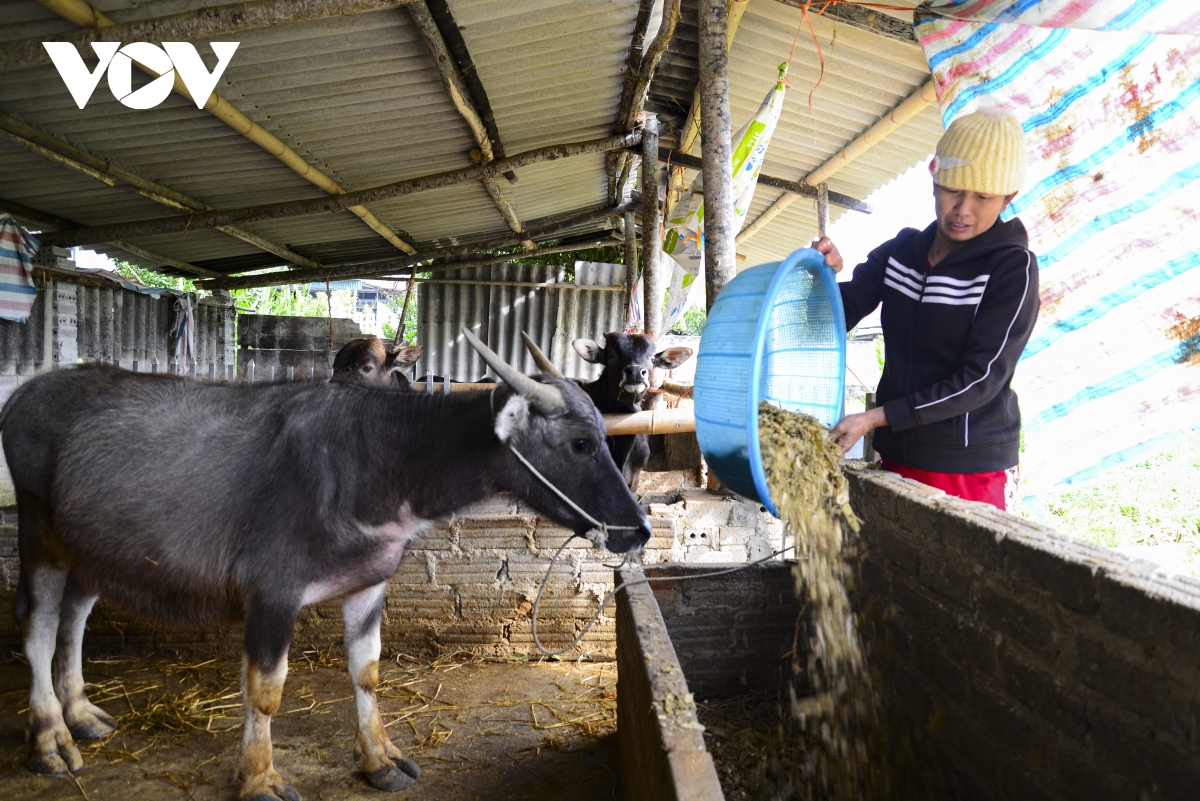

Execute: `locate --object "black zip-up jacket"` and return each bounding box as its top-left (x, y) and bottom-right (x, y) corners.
top-left (839, 218), bottom-right (1040, 473)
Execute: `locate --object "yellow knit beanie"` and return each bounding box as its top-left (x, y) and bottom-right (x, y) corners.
top-left (929, 106), bottom-right (1027, 195)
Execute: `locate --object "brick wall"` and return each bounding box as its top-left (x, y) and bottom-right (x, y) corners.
top-left (0, 473), bottom-right (782, 658)
top-left (847, 464), bottom-right (1200, 800)
top-left (645, 562), bottom-right (803, 700)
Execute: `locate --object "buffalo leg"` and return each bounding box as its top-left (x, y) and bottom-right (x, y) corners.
top-left (236, 603), bottom-right (300, 801)
top-left (54, 577), bottom-right (117, 741)
top-left (23, 563), bottom-right (82, 776)
top-left (343, 582), bottom-right (419, 791)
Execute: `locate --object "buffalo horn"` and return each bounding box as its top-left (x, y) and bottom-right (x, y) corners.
top-left (461, 327), bottom-right (566, 416)
top-left (520, 331), bottom-right (564, 378)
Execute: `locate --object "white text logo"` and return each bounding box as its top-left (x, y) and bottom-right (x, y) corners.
top-left (42, 42), bottom-right (239, 110)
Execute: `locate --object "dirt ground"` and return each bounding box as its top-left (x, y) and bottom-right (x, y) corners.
top-left (0, 651), bottom-right (621, 801)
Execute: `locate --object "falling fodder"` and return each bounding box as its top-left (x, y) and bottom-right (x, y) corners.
top-left (758, 402), bottom-right (881, 800)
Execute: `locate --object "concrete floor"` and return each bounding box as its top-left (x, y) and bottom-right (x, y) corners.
top-left (0, 652), bottom-right (621, 801)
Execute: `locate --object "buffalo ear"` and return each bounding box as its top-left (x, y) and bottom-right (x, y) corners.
top-left (386, 345), bottom-right (423, 372)
top-left (572, 338), bottom-right (604, 364)
top-left (653, 346), bottom-right (693, 370)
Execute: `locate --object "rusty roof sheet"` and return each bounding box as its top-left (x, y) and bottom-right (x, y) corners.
top-left (0, 0), bottom-right (937, 281)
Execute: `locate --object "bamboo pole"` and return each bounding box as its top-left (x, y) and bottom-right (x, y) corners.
top-left (603, 408), bottom-right (695, 436)
top-left (1, 0), bottom-right (416, 71)
top-left (699, 0), bottom-right (735, 313)
top-left (736, 79), bottom-right (937, 246)
top-left (43, 132), bottom-right (644, 249)
top-left (39, 0), bottom-right (418, 256)
top-left (0, 113), bottom-right (323, 272)
top-left (640, 114), bottom-right (660, 338)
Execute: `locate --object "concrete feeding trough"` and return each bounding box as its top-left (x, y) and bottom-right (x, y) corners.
top-left (616, 465), bottom-right (1200, 800)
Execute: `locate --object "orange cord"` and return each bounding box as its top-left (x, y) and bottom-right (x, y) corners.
top-left (783, 1), bottom-right (915, 107)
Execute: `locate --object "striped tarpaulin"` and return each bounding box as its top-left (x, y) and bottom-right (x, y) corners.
top-left (0, 215), bottom-right (39, 323)
top-left (916, 0), bottom-right (1200, 495)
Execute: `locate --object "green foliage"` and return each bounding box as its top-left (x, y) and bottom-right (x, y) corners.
top-left (382, 274), bottom-right (425, 344)
top-left (670, 303), bottom-right (707, 337)
top-left (513, 245), bottom-right (625, 279)
top-left (1018, 431), bottom-right (1200, 575)
top-left (231, 285), bottom-right (331, 317)
top-left (112, 261), bottom-right (197, 292)
top-left (874, 335), bottom-right (886, 374)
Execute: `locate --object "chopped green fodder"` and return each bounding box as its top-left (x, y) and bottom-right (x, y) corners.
top-left (757, 404), bottom-right (949, 800)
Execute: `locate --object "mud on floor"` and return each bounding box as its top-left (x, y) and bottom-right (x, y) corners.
top-left (0, 651), bottom-right (620, 801)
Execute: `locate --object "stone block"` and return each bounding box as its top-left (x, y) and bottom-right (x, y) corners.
top-left (1003, 531), bottom-right (1100, 615)
top-left (1073, 627), bottom-right (1195, 742)
top-left (866, 522), bottom-right (921, 576)
top-left (976, 582), bottom-right (1061, 658)
top-left (999, 646), bottom-right (1088, 743)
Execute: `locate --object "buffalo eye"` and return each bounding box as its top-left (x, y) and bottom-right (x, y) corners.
top-left (361, 364), bottom-right (374, 373)
top-left (572, 438), bottom-right (595, 455)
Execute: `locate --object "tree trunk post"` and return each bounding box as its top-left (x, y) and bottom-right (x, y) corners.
top-left (817, 181), bottom-right (830, 238)
top-left (640, 113), bottom-right (660, 338)
top-left (624, 209), bottom-right (638, 320)
top-left (699, 0), bottom-right (735, 313)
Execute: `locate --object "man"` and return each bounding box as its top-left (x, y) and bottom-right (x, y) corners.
top-left (814, 106), bottom-right (1039, 510)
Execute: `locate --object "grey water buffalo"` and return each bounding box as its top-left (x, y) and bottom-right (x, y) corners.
top-left (522, 332), bottom-right (692, 490)
top-left (330, 337), bottom-right (423, 389)
top-left (2, 329), bottom-right (649, 799)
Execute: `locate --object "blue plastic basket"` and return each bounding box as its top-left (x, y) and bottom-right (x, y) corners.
top-left (693, 248), bottom-right (847, 516)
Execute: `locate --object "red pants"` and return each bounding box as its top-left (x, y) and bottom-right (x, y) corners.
top-left (880, 458), bottom-right (1007, 511)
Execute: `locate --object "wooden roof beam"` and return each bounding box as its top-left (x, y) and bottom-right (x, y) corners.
top-left (39, 0), bottom-right (419, 256)
top-left (607, 0), bottom-right (682, 204)
top-left (197, 233), bottom-right (617, 290)
top-left (0, 197), bottom-right (222, 279)
top-left (41, 132), bottom-right (644, 248)
top-left (774, 0), bottom-right (920, 46)
top-left (0, 113), bottom-right (324, 272)
top-left (405, 1), bottom-right (533, 247)
top-left (0, 0), bottom-right (415, 71)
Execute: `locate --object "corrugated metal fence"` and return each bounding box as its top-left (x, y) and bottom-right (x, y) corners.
top-left (0, 276), bottom-right (235, 376)
top-left (417, 262), bottom-right (627, 381)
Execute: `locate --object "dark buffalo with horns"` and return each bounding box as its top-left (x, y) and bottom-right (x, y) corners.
top-left (1, 329), bottom-right (649, 798)
top-left (522, 331), bottom-right (692, 491)
top-left (330, 337), bottom-right (423, 389)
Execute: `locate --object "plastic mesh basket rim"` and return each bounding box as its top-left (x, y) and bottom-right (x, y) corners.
top-left (703, 247), bottom-right (846, 517)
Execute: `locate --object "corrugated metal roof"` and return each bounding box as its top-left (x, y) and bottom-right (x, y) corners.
top-left (0, 0), bottom-right (939, 284)
top-left (648, 0), bottom-right (940, 267)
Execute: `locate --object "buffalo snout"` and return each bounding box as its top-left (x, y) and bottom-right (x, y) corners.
top-left (605, 514), bottom-right (652, 554)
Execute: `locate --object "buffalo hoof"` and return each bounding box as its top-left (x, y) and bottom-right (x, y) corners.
top-left (28, 752), bottom-right (69, 777)
top-left (66, 706), bottom-right (118, 741)
top-left (365, 758), bottom-right (420, 792)
top-left (248, 786), bottom-right (301, 801)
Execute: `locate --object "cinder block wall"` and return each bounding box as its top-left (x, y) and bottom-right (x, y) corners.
top-left (645, 562), bottom-right (803, 700)
top-left (848, 465), bottom-right (1200, 800)
top-left (0, 474), bottom-right (782, 658)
